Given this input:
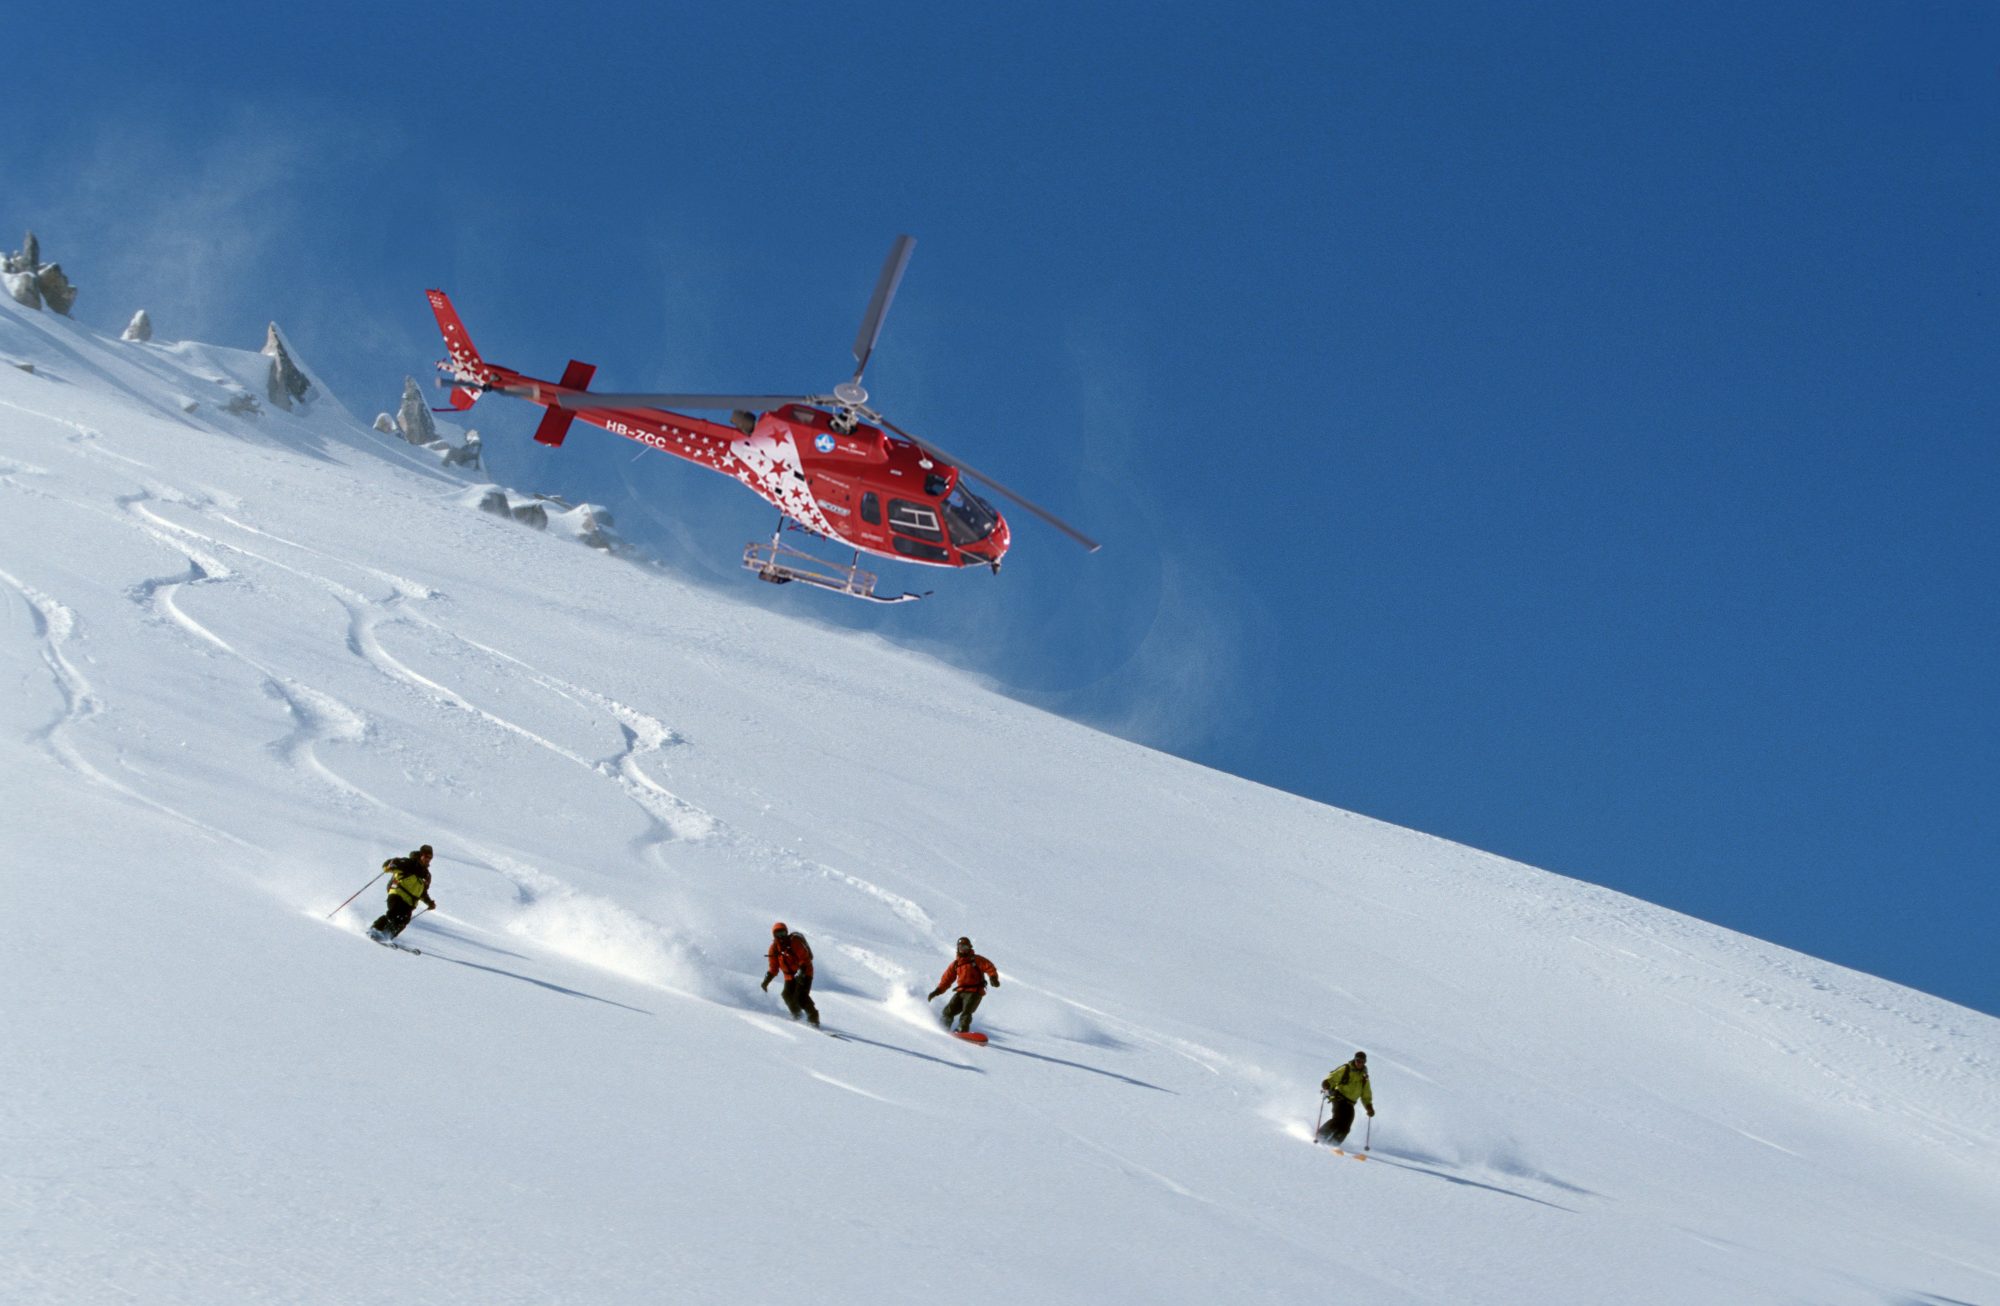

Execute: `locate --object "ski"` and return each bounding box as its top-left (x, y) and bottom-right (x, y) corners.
top-left (368, 933), bottom-right (421, 955)
top-left (950, 1030), bottom-right (989, 1045)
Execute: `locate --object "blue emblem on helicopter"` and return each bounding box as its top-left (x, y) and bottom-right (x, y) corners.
top-left (814, 432), bottom-right (837, 454)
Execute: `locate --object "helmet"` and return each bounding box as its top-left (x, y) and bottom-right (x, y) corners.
top-left (415, 845), bottom-right (434, 859)
top-left (955, 936), bottom-right (972, 952)
top-left (1352, 1051), bottom-right (1367, 1064)
top-left (772, 922), bottom-right (788, 936)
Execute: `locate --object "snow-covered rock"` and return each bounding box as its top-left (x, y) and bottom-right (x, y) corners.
top-left (122, 309), bottom-right (153, 342)
top-left (2, 230), bottom-right (78, 314)
top-left (457, 485), bottom-right (615, 550)
top-left (394, 375), bottom-right (437, 444)
top-left (386, 376), bottom-right (481, 469)
top-left (261, 323), bottom-right (312, 409)
top-left (2, 270), bottom-right (38, 309)
top-left (441, 427), bottom-right (482, 468)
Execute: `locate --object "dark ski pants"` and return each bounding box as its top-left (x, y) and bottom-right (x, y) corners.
top-left (1319, 1094), bottom-right (1357, 1145)
top-left (781, 974), bottom-right (819, 1026)
top-left (372, 895), bottom-right (415, 939)
top-left (942, 989), bottom-right (984, 1032)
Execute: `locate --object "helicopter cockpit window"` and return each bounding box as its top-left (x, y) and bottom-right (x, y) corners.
top-left (941, 484), bottom-right (999, 545)
top-left (887, 499), bottom-right (944, 543)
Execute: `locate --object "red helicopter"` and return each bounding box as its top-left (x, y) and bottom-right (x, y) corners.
top-left (425, 236), bottom-right (1098, 603)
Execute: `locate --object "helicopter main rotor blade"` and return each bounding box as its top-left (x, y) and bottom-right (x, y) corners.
top-left (878, 417), bottom-right (1102, 554)
top-left (850, 234), bottom-right (915, 385)
top-left (552, 392), bottom-right (811, 412)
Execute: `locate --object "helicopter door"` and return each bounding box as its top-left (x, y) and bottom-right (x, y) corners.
top-left (886, 498), bottom-right (952, 563)
top-left (854, 490), bottom-right (889, 547)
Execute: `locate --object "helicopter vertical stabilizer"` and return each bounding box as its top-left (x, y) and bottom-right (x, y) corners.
top-left (426, 289), bottom-right (489, 410)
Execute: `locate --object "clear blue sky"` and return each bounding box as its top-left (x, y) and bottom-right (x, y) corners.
top-left (8, 3), bottom-right (1995, 1014)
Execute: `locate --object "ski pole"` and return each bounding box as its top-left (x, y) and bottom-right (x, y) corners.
top-left (1314, 1096), bottom-right (1325, 1142)
top-left (326, 870), bottom-right (388, 919)
top-left (1364, 1114), bottom-right (1372, 1153)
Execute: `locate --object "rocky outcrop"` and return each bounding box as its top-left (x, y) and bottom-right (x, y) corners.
top-left (460, 486), bottom-right (618, 552)
top-left (2, 231), bottom-right (78, 314)
top-left (123, 310), bottom-right (153, 342)
top-left (441, 430), bottom-right (483, 468)
top-left (568, 503), bottom-right (615, 551)
top-left (2, 272), bottom-right (36, 309)
top-left (261, 324), bottom-right (312, 409)
top-left (395, 377), bottom-right (437, 445)
top-left (384, 377), bottom-right (481, 469)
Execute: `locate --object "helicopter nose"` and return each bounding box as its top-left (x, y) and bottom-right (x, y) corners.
top-left (988, 514), bottom-right (1012, 559)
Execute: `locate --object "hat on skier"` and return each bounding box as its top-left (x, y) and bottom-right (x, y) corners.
top-left (956, 936), bottom-right (972, 951)
top-left (416, 845), bottom-right (433, 858)
top-left (1352, 1051), bottom-right (1367, 1064)
top-left (772, 921), bottom-right (789, 935)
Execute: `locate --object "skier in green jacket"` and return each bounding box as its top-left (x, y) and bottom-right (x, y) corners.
top-left (369, 845), bottom-right (436, 942)
top-left (1317, 1051), bottom-right (1375, 1147)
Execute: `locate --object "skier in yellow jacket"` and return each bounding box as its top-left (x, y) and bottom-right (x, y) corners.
top-left (1317, 1051), bottom-right (1375, 1147)
top-left (369, 845), bottom-right (436, 942)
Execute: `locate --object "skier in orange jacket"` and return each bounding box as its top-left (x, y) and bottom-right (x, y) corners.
top-left (761, 922), bottom-right (818, 1027)
top-left (926, 936), bottom-right (999, 1033)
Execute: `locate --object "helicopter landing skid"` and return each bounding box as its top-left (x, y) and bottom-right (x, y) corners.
top-left (743, 533), bottom-right (928, 604)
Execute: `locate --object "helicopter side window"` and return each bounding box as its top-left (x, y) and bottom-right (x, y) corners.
top-left (887, 499), bottom-right (944, 543)
top-left (941, 484), bottom-right (999, 545)
top-left (860, 492), bottom-right (881, 525)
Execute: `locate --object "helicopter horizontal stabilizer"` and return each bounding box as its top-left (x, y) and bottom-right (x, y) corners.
top-left (533, 360), bottom-right (598, 447)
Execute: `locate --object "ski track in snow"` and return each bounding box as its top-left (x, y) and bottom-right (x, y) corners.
top-left (119, 487), bottom-right (951, 1013)
top-left (136, 503), bottom-right (727, 988)
top-left (0, 563), bottom-right (252, 849)
top-left (0, 447), bottom-right (719, 988)
top-left (116, 490), bottom-right (380, 809)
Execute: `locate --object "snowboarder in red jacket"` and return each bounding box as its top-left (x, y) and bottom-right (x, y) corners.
top-left (926, 937), bottom-right (999, 1033)
top-left (761, 922), bottom-right (819, 1027)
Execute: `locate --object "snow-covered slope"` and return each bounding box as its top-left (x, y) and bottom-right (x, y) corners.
top-left (2, 295), bottom-right (1994, 1306)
